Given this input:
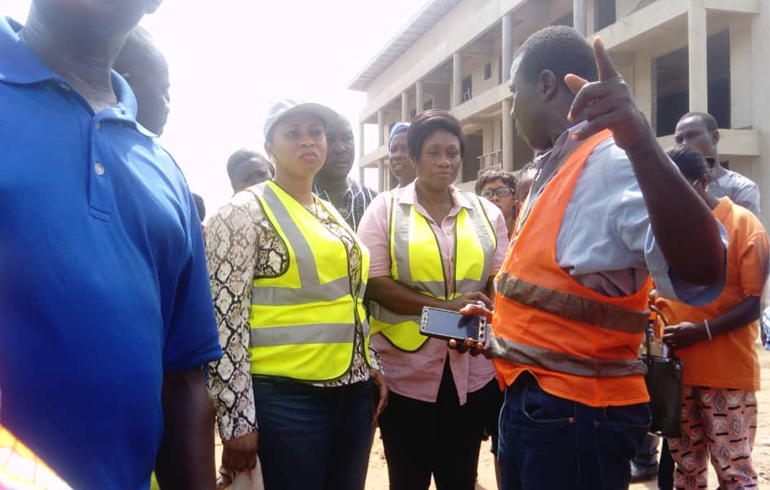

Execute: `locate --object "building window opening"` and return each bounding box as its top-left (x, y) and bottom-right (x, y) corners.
top-left (553, 11), bottom-right (573, 28)
top-left (707, 30), bottom-right (730, 129)
top-left (462, 76), bottom-right (472, 102)
top-left (484, 62), bottom-right (492, 80)
top-left (655, 29), bottom-right (730, 136)
top-left (594, 0), bottom-right (616, 31)
top-left (463, 132), bottom-right (483, 182)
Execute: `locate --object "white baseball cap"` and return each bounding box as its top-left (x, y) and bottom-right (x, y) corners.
top-left (263, 99), bottom-right (339, 139)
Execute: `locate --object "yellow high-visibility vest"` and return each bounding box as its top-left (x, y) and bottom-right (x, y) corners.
top-left (247, 181), bottom-right (371, 381)
top-left (369, 187), bottom-right (497, 351)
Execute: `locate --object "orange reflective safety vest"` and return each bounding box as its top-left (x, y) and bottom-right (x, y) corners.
top-left (491, 130), bottom-right (651, 407)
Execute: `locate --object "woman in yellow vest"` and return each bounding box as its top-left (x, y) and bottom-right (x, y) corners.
top-left (0, 394), bottom-right (73, 490)
top-left (205, 99), bottom-right (387, 490)
top-left (358, 110), bottom-right (510, 490)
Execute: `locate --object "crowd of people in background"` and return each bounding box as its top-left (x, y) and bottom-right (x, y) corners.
top-left (0, 2), bottom-right (768, 490)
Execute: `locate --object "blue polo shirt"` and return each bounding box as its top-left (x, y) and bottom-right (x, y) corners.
top-left (0, 18), bottom-right (222, 490)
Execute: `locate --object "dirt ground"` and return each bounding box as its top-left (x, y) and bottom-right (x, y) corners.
top-left (216, 344), bottom-right (770, 489)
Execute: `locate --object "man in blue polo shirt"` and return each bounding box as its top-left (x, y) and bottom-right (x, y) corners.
top-left (0, 1), bottom-right (222, 489)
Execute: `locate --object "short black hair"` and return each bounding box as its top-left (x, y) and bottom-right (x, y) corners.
top-left (678, 112), bottom-right (718, 133)
top-left (513, 160), bottom-right (540, 194)
top-left (667, 144), bottom-right (709, 181)
top-left (192, 193), bottom-right (206, 221)
top-left (519, 159), bottom-right (541, 174)
top-left (475, 168), bottom-right (516, 195)
top-left (407, 109), bottom-right (465, 162)
top-left (226, 148), bottom-right (273, 180)
top-left (513, 26), bottom-right (597, 88)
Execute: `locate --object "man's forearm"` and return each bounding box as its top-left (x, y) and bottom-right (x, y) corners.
top-left (708, 295), bottom-right (761, 338)
top-left (626, 132), bottom-right (724, 286)
top-left (155, 367), bottom-right (216, 490)
top-left (365, 276), bottom-right (446, 315)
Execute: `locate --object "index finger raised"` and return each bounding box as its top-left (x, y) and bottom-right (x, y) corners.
top-left (592, 36), bottom-right (619, 81)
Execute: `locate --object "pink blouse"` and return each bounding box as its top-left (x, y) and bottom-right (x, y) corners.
top-left (357, 182), bottom-right (509, 404)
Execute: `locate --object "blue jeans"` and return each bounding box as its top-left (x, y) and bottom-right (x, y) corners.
top-left (498, 373), bottom-right (650, 490)
top-left (252, 377), bottom-right (373, 490)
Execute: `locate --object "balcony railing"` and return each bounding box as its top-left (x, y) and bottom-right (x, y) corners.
top-left (477, 150), bottom-right (502, 171)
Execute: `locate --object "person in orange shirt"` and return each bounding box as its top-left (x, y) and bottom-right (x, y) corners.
top-left (660, 144), bottom-right (769, 490)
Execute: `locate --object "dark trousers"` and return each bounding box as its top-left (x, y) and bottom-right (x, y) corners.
top-left (658, 438), bottom-right (674, 490)
top-left (498, 373), bottom-right (650, 490)
top-left (252, 378), bottom-right (373, 490)
top-left (378, 359), bottom-right (488, 490)
top-left (632, 434), bottom-right (660, 467)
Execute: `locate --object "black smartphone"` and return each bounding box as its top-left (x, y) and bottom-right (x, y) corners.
top-left (419, 306), bottom-right (487, 343)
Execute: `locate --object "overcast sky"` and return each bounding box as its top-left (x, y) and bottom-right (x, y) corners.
top-left (3, 1), bottom-right (423, 213)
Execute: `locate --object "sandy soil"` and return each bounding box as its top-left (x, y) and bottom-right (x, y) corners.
top-left (217, 344), bottom-right (770, 489)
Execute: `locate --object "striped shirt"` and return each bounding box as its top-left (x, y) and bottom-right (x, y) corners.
top-left (313, 178), bottom-right (378, 231)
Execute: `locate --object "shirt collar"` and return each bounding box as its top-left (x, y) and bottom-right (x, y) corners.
top-left (712, 196), bottom-right (732, 222)
top-left (0, 17), bottom-right (56, 85)
top-left (396, 181), bottom-right (474, 210)
top-left (0, 17), bottom-right (153, 137)
top-left (314, 178), bottom-right (359, 198)
top-left (538, 121), bottom-right (588, 166)
top-left (530, 121), bottom-right (590, 193)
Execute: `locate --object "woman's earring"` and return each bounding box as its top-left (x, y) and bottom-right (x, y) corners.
top-left (269, 155), bottom-right (278, 167)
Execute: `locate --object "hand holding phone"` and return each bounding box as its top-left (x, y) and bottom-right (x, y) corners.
top-left (420, 306), bottom-right (489, 344)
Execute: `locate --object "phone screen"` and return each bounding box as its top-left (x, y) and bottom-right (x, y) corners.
top-left (421, 307), bottom-right (484, 342)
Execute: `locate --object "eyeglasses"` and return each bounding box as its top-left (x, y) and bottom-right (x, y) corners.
top-left (480, 187), bottom-right (513, 198)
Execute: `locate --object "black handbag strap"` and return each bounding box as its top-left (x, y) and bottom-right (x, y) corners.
top-left (646, 305), bottom-right (674, 359)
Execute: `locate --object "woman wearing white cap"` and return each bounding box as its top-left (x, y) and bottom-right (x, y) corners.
top-left (205, 99), bottom-right (387, 490)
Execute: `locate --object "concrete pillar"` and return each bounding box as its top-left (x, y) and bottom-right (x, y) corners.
top-left (634, 52), bottom-right (653, 122)
top-left (377, 109), bottom-right (385, 147)
top-left (377, 160), bottom-right (385, 192)
top-left (359, 166), bottom-right (365, 185)
top-left (573, 0), bottom-right (588, 37)
top-left (502, 99), bottom-right (514, 171)
top-left (586, 0), bottom-right (596, 35)
top-left (750, 0), bottom-right (770, 225)
top-left (453, 52), bottom-right (463, 107)
top-left (688, 0), bottom-right (708, 112)
top-left (401, 91), bottom-right (410, 122)
top-left (416, 80), bottom-right (424, 115)
top-left (502, 14), bottom-right (514, 83)
top-left (359, 122), bottom-right (365, 158)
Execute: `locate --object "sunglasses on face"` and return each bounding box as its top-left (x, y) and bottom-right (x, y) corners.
top-left (480, 187), bottom-right (513, 198)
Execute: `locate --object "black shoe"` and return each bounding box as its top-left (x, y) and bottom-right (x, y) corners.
top-left (630, 461), bottom-right (659, 482)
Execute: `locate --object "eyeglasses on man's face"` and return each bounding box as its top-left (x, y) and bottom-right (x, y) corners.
top-left (480, 187), bottom-right (514, 198)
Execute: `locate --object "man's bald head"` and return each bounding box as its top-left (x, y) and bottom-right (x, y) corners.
top-left (115, 26), bottom-right (170, 135)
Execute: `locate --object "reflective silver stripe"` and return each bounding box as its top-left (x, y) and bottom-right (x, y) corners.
top-left (390, 190), bottom-right (412, 285)
top-left (457, 278), bottom-right (487, 295)
top-left (374, 306), bottom-right (420, 326)
top-left (454, 194), bottom-right (495, 294)
top-left (491, 336), bottom-right (648, 378)
top-left (251, 276), bottom-right (350, 306)
top-left (248, 185), bottom-right (351, 303)
top-left (468, 194), bottom-right (497, 256)
top-left (497, 273), bottom-right (649, 334)
top-left (250, 323), bottom-right (353, 347)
